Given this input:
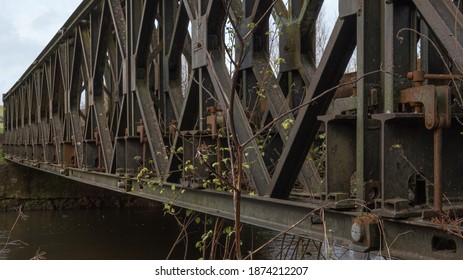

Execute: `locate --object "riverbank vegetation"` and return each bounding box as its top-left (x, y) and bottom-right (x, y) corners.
top-left (0, 105), bottom-right (3, 134)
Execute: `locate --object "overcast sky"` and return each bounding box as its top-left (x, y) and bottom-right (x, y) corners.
top-left (0, 0), bottom-right (82, 101)
top-left (0, 0), bottom-right (338, 105)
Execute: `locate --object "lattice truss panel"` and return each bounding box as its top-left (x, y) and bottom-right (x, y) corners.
top-left (3, 0), bottom-right (463, 258)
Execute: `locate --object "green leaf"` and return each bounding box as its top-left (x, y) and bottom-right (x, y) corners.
top-left (247, 22), bottom-right (256, 29)
top-left (195, 217), bottom-right (201, 224)
top-left (274, 57), bottom-right (286, 64)
top-left (390, 144), bottom-right (402, 151)
top-left (223, 226), bottom-right (234, 237)
top-left (281, 118), bottom-right (294, 130)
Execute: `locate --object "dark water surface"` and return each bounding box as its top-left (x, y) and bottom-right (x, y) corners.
top-left (0, 208), bottom-right (365, 260)
top-left (0, 208), bottom-right (189, 260)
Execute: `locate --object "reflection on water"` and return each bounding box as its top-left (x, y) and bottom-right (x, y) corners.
top-left (0, 208), bottom-right (368, 260)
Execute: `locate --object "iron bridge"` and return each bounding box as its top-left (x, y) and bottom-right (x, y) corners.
top-left (3, 0), bottom-right (463, 259)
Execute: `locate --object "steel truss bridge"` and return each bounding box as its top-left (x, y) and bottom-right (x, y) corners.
top-left (3, 0), bottom-right (463, 259)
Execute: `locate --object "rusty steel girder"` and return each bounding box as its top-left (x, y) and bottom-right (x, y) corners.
top-left (3, 0), bottom-right (463, 259)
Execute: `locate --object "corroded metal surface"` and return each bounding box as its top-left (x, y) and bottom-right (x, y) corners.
top-left (2, 0), bottom-right (463, 259)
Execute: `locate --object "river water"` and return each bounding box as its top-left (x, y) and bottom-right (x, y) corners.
top-left (0, 208), bottom-right (284, 260)
top-left (0, 208), bottom-right (368, 260)
top-left (0, 208), bottom-right (189, 260)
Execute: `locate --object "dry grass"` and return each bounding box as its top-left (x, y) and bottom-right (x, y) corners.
top-left (354, 214), bottom-right (379, 226)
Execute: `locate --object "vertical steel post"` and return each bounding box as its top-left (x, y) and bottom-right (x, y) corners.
top-left (433, 127), bottom-right (443, 212)
top-left (356, 0), bottom-right (381, 203)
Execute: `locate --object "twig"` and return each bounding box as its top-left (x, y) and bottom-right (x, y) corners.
top-left (388, 230), bottom-right (416, 250)
top-left (392, 145), bottom-right (433, 186)
top-left (377, 219), bottom-right (392, 260)
top-left (321, 209), bottom-right (330, 258)
top-left (0, 207), bottom-right (28, 255)
top-left (166, 211), bottom-right (197, 260)
top-left (299, 238), bottom-right (311, 260)
top-left (31, 248), bottom-right (46, 260)
top-left (243, 206), bottom-right (323, 260)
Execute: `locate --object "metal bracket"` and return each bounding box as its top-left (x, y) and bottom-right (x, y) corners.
top-left (399, 85), bottom-right (451, 129)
